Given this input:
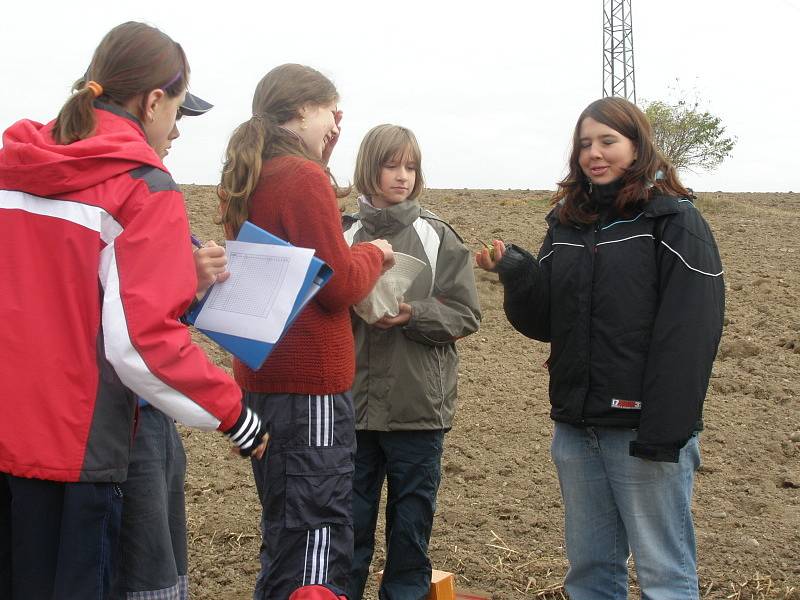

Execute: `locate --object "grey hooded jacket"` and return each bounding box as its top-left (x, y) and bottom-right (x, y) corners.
top-left (343, 197), bottom-right (481, 430)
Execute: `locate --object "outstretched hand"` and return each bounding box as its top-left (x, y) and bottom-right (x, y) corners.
top-left (475, 239), bottom-right (506, 271)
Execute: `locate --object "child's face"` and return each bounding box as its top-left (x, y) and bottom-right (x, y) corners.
top-left (298, 101), bottom-right (339, 160)
top-left (578, 117), bottom-right (637, 185)
top-left (155, 112), bottom-right (183, 159)
top-left (373, 150), bottom-right (416, 209)
top-left (142, 89), bottom-right (185, 161)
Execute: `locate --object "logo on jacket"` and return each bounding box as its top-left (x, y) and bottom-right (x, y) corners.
top-left (611, 398), bottom-right (642, 410)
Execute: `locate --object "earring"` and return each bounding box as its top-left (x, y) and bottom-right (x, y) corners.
top-left (300, 116), bottom-right (307, 131)
top-left (588, 180), bottom-right (593, 194)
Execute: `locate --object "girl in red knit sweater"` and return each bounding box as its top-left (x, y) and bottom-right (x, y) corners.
top-left (218, 64), bottom-right (393, 600)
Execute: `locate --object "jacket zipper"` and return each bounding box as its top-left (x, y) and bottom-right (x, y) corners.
top-left (581, 223), bottom-right (600, 424)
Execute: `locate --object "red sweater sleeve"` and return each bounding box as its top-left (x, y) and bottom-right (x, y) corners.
top-left (279, 164), bottom-right (383, 312)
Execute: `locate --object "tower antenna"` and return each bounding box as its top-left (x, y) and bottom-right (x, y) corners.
top-left (603, 0), bottom-right (636, 103)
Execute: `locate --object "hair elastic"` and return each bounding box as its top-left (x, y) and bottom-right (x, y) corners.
top-left (161, 70), bottom-right (184, 91)
top-left (85, 81), bottom-right (103, 98)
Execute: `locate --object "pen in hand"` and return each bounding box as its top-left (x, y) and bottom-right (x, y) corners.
top-left (192, 237), bottom-right (230, 299)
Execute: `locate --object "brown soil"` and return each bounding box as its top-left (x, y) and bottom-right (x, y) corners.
top-left (181, 186), bottom-right (800, 599)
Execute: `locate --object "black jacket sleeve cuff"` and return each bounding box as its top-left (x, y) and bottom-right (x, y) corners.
top-left (496, 244), bottom-right (537, 280)
top-left (629, 440), bottom-right (681, 463)
top-left (224, 405), bottom-right (268, 457)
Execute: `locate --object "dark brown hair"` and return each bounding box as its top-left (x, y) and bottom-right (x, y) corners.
top-left (354, 124), bottom-right (425, 202)
top-left (53, 21), bottom-right (189, 144)
top-left (553, 97), bottom-right (688, 225)
top-left (218, 64), bottom-right (343, 238)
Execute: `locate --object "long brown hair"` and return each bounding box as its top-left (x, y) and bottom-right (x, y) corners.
top-left (218, 64), bottom-right (344, 238)
top-left (53, 22), bottom-right (189, 144)
top-left (553, 97), bottom-right (688, 225)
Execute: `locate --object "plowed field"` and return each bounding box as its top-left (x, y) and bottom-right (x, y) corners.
top-left (181, 187), bottom-right (799, 599)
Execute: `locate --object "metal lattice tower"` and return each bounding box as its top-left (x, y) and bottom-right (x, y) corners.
top-left (602, 0), bottom-right (636, 103)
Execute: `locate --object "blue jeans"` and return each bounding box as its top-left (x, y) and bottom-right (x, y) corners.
top-left (0, 473), bottom-right (123, 600)
top-left (110, 405), bottom-right (188, 599)
top-left (349, 429), bottom-right (445, 600)
top-left (551, 423), bottom-right (701, 600)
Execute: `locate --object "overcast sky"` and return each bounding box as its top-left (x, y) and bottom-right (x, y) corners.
top-left (2, 1), bottom-right (798, 192)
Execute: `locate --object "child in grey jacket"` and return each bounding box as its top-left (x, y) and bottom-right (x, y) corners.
top-left (343, 124), bottom-right (481, 599)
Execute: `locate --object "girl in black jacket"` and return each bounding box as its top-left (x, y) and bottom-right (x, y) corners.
top-left (477, 97), bottom-right (724, 600)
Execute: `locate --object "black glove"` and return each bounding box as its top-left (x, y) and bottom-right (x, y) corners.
top-left (224, 405), bottom-right (268, 457)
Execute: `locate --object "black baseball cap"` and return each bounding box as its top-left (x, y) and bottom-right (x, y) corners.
top-left (180, 92), bottom-right (213, 116)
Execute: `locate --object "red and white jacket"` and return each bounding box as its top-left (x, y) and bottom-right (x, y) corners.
top-left (0, 103), bottom-right (244, 483)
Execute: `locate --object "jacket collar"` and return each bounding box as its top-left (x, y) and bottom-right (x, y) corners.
top-left (93, 100), bottom-right (145, 132)
top-left (357, 195), bottom-right (421, 236)
top-left (588, 179), bottom-right (624, 208)
top-left (547, 193), bottom-right (688, 229)
top-left (0, 102), bottom-right (163, 197)
top-left (642, 194), bottom-right (686, 218)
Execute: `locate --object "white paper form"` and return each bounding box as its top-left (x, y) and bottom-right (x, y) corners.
top-left (194, 241), bottom-right (314, 343)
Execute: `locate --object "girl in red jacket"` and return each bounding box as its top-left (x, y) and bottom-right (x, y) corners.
top-left (218, 64), bottom-right (393, 599)
top-left (0, 22), bottom-right (265, 600)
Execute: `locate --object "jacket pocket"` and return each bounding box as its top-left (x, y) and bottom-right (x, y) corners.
top-left (607, 328), bottom-right (651, 400)
top-left (284, 446), bottom-right (354, 531)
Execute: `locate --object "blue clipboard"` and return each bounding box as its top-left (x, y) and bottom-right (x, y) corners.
top-left (185, 221), bottom-right (333, 370)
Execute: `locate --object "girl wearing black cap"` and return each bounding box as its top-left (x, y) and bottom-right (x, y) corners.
top-left (0, 22), bottom-right (265, 600)
top-left (109, 91), bottom-right (225, 600)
